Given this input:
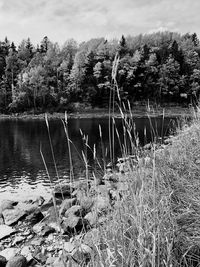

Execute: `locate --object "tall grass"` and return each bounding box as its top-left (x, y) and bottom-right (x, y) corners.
top-left (42, 54), bottom-right (200, 266)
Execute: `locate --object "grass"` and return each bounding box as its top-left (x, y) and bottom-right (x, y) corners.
top-left (41, 54), bottom-right (200, 266)
top-left (91, 107), bottom-right (200, 267)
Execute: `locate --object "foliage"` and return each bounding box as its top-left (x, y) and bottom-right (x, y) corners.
top-left (0, 32), bottom-right (200, 112)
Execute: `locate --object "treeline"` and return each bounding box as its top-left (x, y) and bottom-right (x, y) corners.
top-left (0, 31), bottom-right (200, 113)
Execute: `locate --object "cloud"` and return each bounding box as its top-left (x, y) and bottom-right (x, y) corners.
top-left (0, 0), bottom-right (199, 45)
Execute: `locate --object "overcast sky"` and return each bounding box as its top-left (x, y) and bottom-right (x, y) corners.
top-left (0, 0), bottom-right (199, 45)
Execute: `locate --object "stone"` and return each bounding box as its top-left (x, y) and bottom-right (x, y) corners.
top-left (0, 225), bottom-right (16, 240)
top-left (12, 236), bottom-right (26, 246)
top-left (84, 211), bottom-right (98, 227)
top-left (0, 200), bottom-right (17, 214)
top-left (83, 229), bottom-right (100, 247)
top-left (79, 197), bottom-right (94, 212)
top-left (33, 223), bottom-right (55, 237)
top-left (63, 242), bottom-right (75, 253)
top-left (0, 248), bottom-right (19, 261)
top-left (61, 216), bottom-right (85, 234)
top-left (64, 205), bottom-right (83, 218)
top-left (0, 255), bottom-right (7, 267)
top-left (72, 244), bottom-right (92, 265)
top-left (6, 255), bottom-right (27, 267)
top-left (2, 209), bottom-right (26, 226)
top-left (30, 238), bottom-right (44, 247)
top-left (20, 246), bottom-right (33, 263)
top-left (25, 209), bottom-right (44, 225)
top-left (59, 198), bottom-right (77, 216)
top-left (92, 196), bottom-right (111, 214)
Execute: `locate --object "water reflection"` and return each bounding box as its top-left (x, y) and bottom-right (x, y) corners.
top-left (0, 117), bottom-right (177, 200)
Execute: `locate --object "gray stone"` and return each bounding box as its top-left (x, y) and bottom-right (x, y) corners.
top-left (20, 246), bottom-right (33, 262)
top-left (92, 196), bottom-right (111, 214)
top-left (6, 255), bottom-right (27, 267)
top-left (64, 205), bottom-right (82, 218)
top-left (2, 209), bottom-right (26, 226)
top-left (0, 200), bottom-right (17, 214)
top-left (63, 242), bottom-right (75, 253)
top-left (59, 198), bottom-right (77, 216)
top-left (84, 211), bottom-right (98, 227)
top-left (33, 222), bottom-right (55, 237)
top-left (25, 209), bottom-right (44, 225)
top-left (0, 225), bottom-right (16, 240)
top-left (0, 248), bottom-right (19, 261)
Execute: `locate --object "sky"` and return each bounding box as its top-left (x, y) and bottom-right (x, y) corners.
top-left (0, 0), bottom-right (200, 45)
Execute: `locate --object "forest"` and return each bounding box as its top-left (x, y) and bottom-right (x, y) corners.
top-left (0, 31), bottom-right (200, 113)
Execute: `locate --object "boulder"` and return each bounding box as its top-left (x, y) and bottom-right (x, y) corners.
top-left (63, 242), bottom-right (75, 253)
top-left (0, 225), bottom-right (16, 240)
top-left (2, 209), bottom-right (26, 226)
top-left (92, 196), bottom-right (111, 214)
top-left (61, 216), bottom-right (87, 234)
top-left (84, 211), bottom-right (98, 227)
top-left (6, 256), bottom-right (27, 267)
top-left (72, 244), bottom-right (93, 265)
top-left (83, 229), bottom-right (100, 248)
top-left (79, 197), bottom-right (94, 213)
top-left (0, 248), bottom-right (19, 261)
top-left (59, 198), bottom-right (77, 216)
top-left (20, 246), bottom-right (33, 262)
top-left (0, 200), bottom-right (17, 214)
top-left (64, 205), bottom-right (83, 218)
top-left (33, 223), bottom-right (55, 237)
top-left (0, 255), bottom-right (7, 267)
top-left (25, 209), bottom-right (44, 225)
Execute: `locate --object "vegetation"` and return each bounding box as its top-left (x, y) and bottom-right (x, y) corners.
top-left (86, 107), bottom-right (200, 266)
top-left (0, 31), bottom-right (200, 113)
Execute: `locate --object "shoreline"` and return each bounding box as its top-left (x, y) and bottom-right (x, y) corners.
top-left (0, 106), bottom-right (193, 120)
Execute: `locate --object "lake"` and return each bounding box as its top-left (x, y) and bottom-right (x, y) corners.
top-left (0, 116), bottom-right (178, 201)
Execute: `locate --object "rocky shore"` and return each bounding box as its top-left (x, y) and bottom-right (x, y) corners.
top-left (0, 159), bottom-right (131, 267)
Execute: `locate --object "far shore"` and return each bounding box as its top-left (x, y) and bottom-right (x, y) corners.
top-left (0, 105), bottom-right (195, 120)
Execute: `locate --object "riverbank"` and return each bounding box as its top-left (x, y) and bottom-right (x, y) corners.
top-left (0, 111), bottom-right (200, 266)
top-left (0, 104), bottom-right (194, 120)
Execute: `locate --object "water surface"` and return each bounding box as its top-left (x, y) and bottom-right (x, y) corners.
top-left (0, 116), bottom-right (177, 201)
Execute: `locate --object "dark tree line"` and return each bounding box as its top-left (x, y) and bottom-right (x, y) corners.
top-left (0, 32), bottom-right (200, 113)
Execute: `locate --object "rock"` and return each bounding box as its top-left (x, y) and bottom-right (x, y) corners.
top-left (20, 246), bottom-right (33, 262)
top-left (25, 209), bottom-right (44, 225)
top-left (21, 196), bottom-right (45, 207)
top-left (2, 209), bottom-right (26, 226)
top-left (72, 244), bottom-right (92, 265)
top-left (16, 203), bottom-right (38, 215)
top-left (41, 197), bottom-right (62, 213)
top-left (0, 200), bottom-right (17, 214)
top-left (0, 225), bottom-right (16, 240)
top-left (92, 196), bottom-right (111, 214)
top-left (84, 211), bottom-right (98, 227)
top-left (59, 198), bottom-right (77, 216)
top-left (79, 197), bottom-right (94, 212)
top-left (0, 255), bottom-right (7, 267)
top-left (63, 242), bottom-right (75, 253)
top-left (45, 257), bottom-right (57, 266)
top-left (41, 207), bottom-right (61, 231)
top-left (54, 183), bottom-right (73, 198)
top-left (61, 216), bottom-right (86, 234)
top-left (6, 255), bottom-right (27, 267)
top-left (30, 238), bottom-right (44, 247)
top-left (33, 223), bottom-right (55, 237)
top-left (52, 257), bottom-right (67, 267)
top-left (0, 248), bottom-right (19, 261)
top-left (83, 229), bottom-right (100, 247)
top-left (64, 205), bottom-right (83, 218)
top-left (12, 236), bottom-right (26, 246)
